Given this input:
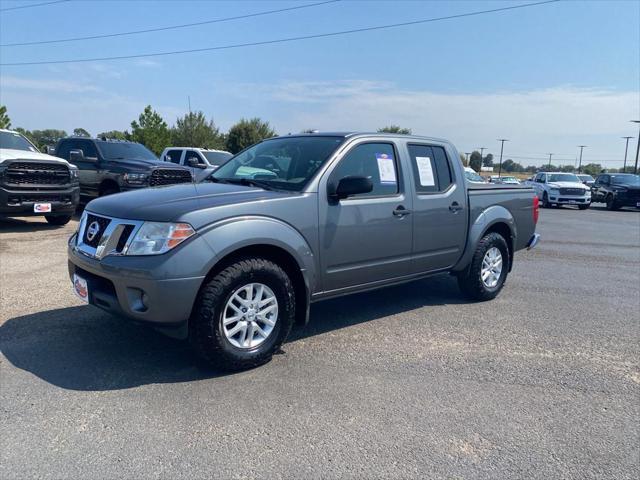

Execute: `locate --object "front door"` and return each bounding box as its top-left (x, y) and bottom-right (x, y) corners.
top-left (318, 141), bottom-right (413, 292)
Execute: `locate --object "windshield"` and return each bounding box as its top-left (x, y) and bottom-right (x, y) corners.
top-left (464, 170), bottom-right (484, 182)
top-left (97, 141), bottom-right (158, 161)
top-left (212, 136), bottom-right (345, 191)
top-left (203, 151), bottom-right (232, 166)
top-left (611, 174), bottom-right (640, 186)
top-left (548, 173), bottom-right (580, 183)
top-left (0, 131), bottom-right (39, 152)
top-left (501, 177), bottom-right (518, 182)
top-left (577, 174), bottom-right (594, 181)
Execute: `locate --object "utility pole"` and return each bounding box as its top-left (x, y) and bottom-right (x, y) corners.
top-left (622, 136), bottom-right (633, 172)
top-left (577, 145), bottom-right (587, 173)
top-left (632, 121), bottom-right (640, 174)
top-left (547, 153), bottom-right (553, 171)
top-left (465, 152), bottom-right (471, 165)
top-left (497, 139), bottom-right (508, 177)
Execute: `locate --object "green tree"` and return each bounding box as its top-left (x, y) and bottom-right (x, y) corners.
top-left (73, 127), bottom-right (91, 137)
top-left (469, 150), bottom-right (482, 172)
top-left (0, 105), bottom-right (11, 129)
top-left (502, 159), bottom-right (515, 172)
top-left (97, 130), bottom-right (130, 140)
top-left (130, 105), bottom-right (171, 155)
top-left (377, 125), bottom-right (412, 135)
top-left (225, 118), bottom-right (276, 154)
top-left (482, 153), bottom-right (494, 167)
top-left (171, 111), bottom-right (225, 149)
top-left (581, 163), bottom-right (604, 176)
top-left (16, 129), bottom-right (67, 150)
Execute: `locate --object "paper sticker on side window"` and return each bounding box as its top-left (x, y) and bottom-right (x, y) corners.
top-left (376, 153), bottom-right (396, 184)
top-left (415, 156), bottom-right (435, 186)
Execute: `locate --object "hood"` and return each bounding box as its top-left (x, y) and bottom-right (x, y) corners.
top-left (547, 181), bottom-right (587, 189)
top-left (86, 182), bottom-right (293, 223)
top-left (0, 148), bottom-right (71, 166)
top-left (107, 157), bottom-right (189, 171)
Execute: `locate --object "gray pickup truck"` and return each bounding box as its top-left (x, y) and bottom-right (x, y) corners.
top-left (68, 132), bottom-right (540, 370)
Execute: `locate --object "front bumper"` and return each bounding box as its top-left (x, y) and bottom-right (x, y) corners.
top-left (548, 194), bottom-right (590, 205)
top-left (0, 185), bottom-right (80, 217)
top-left (67, 232), bottom-right (210, 326)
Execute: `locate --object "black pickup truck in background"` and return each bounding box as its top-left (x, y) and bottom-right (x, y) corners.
top-left (54, 137), bottom-right (193, 199)
top-left (590, 173), bottom-right (640, 210)
top-left (1, 129), bottom-right (80, 225)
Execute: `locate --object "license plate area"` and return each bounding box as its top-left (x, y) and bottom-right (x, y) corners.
top-left (34, 202), bottom-right (52, 213)
top-left (73, 273), bottom-right (89, 303)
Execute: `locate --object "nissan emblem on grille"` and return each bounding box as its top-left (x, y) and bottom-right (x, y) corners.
top-left (86, 221), bottom-right (101, 242)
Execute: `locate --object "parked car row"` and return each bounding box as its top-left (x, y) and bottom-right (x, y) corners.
top-left (0, 129), bottom-right (234, 224)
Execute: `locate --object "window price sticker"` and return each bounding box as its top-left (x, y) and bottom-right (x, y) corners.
top-left (376, 153), bottom-right (397, 184)
top-left (415, 156), bottom-right (435, 186)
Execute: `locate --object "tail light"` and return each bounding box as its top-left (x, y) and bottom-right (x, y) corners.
top-left (533, 195), bottom-right (539, 224)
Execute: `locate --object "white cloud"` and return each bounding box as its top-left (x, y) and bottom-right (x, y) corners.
top-left (0, 75), bottom-right (101, 93)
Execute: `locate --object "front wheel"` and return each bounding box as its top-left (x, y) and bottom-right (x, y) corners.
top-left (189, 258), bottom-right (295, 371)
top-left (542, 192), bottom-right (551, 208)
top-left (45, 215), bottom-right (72, 225)
top-left (458, 232), bottom-right (510, 301)
top-left (578, 203), bottom-right (590, 210)
top-left (605, 194), bottom-right (619, 211)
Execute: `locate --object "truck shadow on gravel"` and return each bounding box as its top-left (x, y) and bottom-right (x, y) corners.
top-left (0, 274), bottom-right (465, 391)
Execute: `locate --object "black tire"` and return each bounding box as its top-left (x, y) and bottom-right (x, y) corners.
top-left (542, 192), bottom-right (551, 208)
top-left (458, 232), bottom-right (510, 302)
top-left (100, 187), bottom-right (119, 197)
top-left (605, 194), bottom-right (619, 211)
top-left (45, 215), bottom-right (72, 226)
top-left (578, 203), bottom-right (590, 210)
top-left (189, 258), bottom-right (295, 371)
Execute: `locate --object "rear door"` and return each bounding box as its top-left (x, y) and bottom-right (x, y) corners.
top-left (406, 143), bottom-right (467, 273)
top-left (318, 140), bottom-right (413, 292)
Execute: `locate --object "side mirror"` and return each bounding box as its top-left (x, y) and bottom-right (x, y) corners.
top-left (187, 158), bottom-right (206, 169)
top-left (69, 149), bottom-right (84, 163)
top-left (330, 175), bottom-right (373, 200)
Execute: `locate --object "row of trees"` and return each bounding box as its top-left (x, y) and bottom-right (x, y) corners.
top-left (0, 109), bottom-right (634, 174)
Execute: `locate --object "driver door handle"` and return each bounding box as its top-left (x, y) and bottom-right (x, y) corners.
top-left (393, 206), bottom-right (412, 217)
top-left (449, 202), bottom-right (463, 213)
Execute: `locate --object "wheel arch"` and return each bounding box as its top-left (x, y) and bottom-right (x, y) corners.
top-left (99, 178), bottom-right (120, 196)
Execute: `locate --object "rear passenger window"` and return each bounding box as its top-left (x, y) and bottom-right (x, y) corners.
top-left (330, 142), bottom-right (399, 197)
top-left (408, 144), bottom-right (454, 193)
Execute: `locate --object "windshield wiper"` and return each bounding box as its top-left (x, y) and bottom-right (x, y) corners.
top-left (219, 177), bottom-right (276, 191)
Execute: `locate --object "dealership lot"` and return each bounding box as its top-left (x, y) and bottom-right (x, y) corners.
top-left (1, 207), bottom-right (638, 479)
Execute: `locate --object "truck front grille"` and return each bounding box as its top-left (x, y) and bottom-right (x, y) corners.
top-left (149, 169), bottom-right (192, 187)
top-left (4, 161), bottom-right (70, 186)
top-left (76, 212), bottom-right (143, 259)
top-left (559, 188), bottom-right (585, 196)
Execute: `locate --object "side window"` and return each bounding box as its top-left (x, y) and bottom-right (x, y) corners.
top-left (538, 174), bottom-right (546, 183)
top-left (78, 140), bottom-right (98, 159)
top-left (330, 142), bottom-right (399, 197)
top-left (165, 149), bottom-right (183, 164)
top-left (184, 150), bottom-right (204, 166)
top-left (407, 144), bottom-right (454, 193)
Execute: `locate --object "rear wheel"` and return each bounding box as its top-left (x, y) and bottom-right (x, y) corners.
top-left (189, 258), bottom-right (295, 371)
top-left (458, 232), bottom-right (510, 301)
top-left (45, 215), bottom-right (72, 226)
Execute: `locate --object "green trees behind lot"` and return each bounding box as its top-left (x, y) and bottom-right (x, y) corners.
top-left (130, 105), bottom-right (171, 156)
top-left (378, 125), bottom-right (412, 135)
top-left (225, 118), bottom-right (277, 154)
top-left (0, 105), bottom-right (11, 129)
top-left (14, 128), bottom-right (67, 150)
top-left (72, 128), bottom-right (91, 137)
top-left (98, 130), bottom-right (130, 140)
top-left (171, 111), bottom-right (226, 150)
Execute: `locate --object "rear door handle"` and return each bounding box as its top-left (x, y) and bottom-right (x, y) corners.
top-left (393, 206), bottom-right (412, 217)
top-left (449, 202), bottom-right (463, 213)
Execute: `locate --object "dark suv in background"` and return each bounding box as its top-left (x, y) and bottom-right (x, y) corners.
top-left (54, 137), bottom-right (193, 199)
top-left (591, 173), bottom-right (640, 210)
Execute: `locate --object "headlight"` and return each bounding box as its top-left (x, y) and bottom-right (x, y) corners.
top-left (549, 188), bottom-right (559, 195)
top-left (123, 172), bottom-right (149, 184)
top-left (69, 167), bottom-right (79, 180)
top-left (126, 222), bottom-right (195, 255)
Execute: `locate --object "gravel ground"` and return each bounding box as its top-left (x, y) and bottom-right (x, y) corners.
top-left (1, 205), bottom-right (639, 479)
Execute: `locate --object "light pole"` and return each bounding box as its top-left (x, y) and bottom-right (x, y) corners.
top-left (497, 139), bottom-right (508, 176)
top-left (465, 152), bottom-right (471, 165)
top-left (547, 153), bottom-right (553, 171)
top-left (632, 121), bottom-right (640, 174)
top-left (622, 136), bottom-right (633, 172)
top-left (577, 145), bottom-right (587, 173)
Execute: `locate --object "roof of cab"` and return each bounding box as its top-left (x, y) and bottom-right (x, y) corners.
top-left (274, 131), bottom-right (452, 144)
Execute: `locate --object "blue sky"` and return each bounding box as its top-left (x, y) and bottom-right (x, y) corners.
top-left (1, 0), bottom-right (638, 167)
